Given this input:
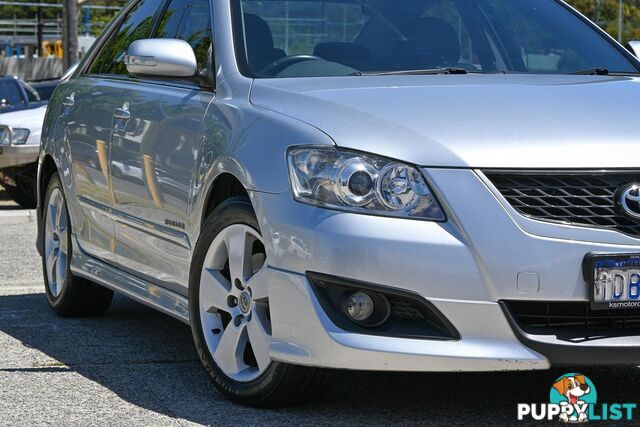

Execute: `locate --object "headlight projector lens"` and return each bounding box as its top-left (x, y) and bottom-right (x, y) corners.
top-left (348, 170), bottom-right (374, 197)
top-left (336, 158), bottom-right (377, 206)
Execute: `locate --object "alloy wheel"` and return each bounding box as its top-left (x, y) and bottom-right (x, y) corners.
top-left (44, 188), bottom-right (69, 297)
top-left (199, 224), bottom-right (271, 382)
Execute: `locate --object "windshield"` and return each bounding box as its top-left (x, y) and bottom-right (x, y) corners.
top-left (234, 0), bottom-right (639, 78)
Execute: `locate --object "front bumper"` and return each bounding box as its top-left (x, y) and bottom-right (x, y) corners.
top-left (0, 144), bottom-right (39, 170)
top-left (263, 267), bottom-right (548, 371)
top-left (251, 168), bottom-right (640, 371)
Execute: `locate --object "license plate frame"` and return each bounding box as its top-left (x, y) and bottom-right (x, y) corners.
top-left (584, 253), bottom-right (640, 310)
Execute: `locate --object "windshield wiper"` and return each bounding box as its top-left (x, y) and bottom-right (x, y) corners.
top-left (362, 67), bottom-right (469, 76)
top-left (571, 68), bottom-right (609, 75)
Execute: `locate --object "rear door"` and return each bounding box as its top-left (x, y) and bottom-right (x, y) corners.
top-left (63, 77), bottom-right (122, 262)
top-left (109, 0), bottom-right (214, 294)
top-left (64, 0), bottom-right (161, 262)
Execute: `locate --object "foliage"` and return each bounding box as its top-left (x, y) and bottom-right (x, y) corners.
top-left (0, 0), bottom-right (125, 37)
top-left (567, 0), bottom-right (640, 42)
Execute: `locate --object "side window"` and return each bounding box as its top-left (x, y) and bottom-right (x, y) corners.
top-left (89, 0), bottom-right (161, 75)
top-left (153, 0), bottom-right (213, 75)
top-left (0, 80), bottom-right (25, 106)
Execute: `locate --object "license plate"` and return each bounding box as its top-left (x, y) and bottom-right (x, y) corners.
top-left (585, 253), bottom-right (640, 310)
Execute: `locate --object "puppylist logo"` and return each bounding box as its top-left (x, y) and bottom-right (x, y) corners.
top-left (517, 373), bottom-right (637, 423)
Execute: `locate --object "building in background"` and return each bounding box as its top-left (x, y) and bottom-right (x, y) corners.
top-left (0, 1), bottom-right (122, 80)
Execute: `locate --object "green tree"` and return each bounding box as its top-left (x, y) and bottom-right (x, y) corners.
top-left (567, 0), bottom-right (640, 42)
top-left (0, 0), bottom-right (124, 38)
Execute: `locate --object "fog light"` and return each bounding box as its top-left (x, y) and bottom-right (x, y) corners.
top-left (346, 291), bottom-right (375, 321)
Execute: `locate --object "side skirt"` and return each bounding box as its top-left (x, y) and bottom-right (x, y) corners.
top-left (70, 236), bottom-right (190, 325)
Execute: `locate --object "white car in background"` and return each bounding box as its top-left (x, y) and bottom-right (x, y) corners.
top-left (628, 41), bottom-right (640, 58)
top-left (0, 105), bottom-right (47, 207)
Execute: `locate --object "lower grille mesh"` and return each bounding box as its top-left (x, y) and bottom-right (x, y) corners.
top-left (484, 171), bottom-right (640, 238)
top-left (505, 301), bottom-right (640, 331)
top-left (389, 298), bottom-right (425, 321)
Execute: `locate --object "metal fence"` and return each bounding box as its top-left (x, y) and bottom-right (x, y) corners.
top-left (0, 17), bottom-right (62, 44)
top-left (0, 56), bottom-right (62, 80)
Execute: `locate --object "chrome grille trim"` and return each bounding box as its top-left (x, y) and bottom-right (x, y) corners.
top-left (484, 170), bottom-right (640, 239)
top-left (0, 126), bottom-right (10, 146)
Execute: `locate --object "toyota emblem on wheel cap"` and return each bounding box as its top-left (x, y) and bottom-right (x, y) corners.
top-left (617, 184), bottom-right (640, 219)
top-left (239, 291), bottom-right (252, 314)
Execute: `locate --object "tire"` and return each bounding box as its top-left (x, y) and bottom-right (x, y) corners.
top-left (189, 196), bottom-right (329, 407)
top-left (5, 183), bottom-right (36, 208)
top-left (41, 172), bottom-right (114, 317)
top-left (111, 166), bottom-right (122, 180)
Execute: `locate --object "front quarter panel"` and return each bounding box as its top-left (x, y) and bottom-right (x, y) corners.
top-left (190, 75), bottom-right (335, 232)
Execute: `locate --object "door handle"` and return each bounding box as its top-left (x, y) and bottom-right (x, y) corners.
top-left (113, 107), bottom-right (131, 120)
top-left (62, 96), bottom-right (75, 108)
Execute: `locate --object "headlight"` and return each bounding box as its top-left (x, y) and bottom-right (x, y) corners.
top-left (11, 128), bottom-right (30, 145)
top-left (0, 128), bottom-right (9, 145)
top-left (287, 147), bottom-right (445, 220)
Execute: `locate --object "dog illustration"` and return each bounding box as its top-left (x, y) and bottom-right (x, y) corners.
top-left (553, 375), bottom-right (591, 423)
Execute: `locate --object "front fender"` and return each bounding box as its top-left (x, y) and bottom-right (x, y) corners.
top-left (190, 103), bottom-right (335, 232)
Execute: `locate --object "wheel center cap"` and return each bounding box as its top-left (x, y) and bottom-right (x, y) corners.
top-left (239, 291), bottom-right (251, 314)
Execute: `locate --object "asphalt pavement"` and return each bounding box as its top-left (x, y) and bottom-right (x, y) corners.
top-left (1, 190), bottom-right (639, 426)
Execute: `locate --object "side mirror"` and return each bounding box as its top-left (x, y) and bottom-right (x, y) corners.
top-left (125, 39), bottom-right (197, 77)
top-left (626, 41), bottom-right (640, 59)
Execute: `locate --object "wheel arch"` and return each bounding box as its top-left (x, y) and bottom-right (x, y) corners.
top-left (200, 172), bottom-right (249, 229)
top-left (36, 154), bottom-right (60, 256)
top-left (39, 154), bottom-right (59, 205)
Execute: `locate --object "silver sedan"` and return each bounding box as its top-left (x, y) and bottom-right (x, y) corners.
top-left (36, 0), bottom-right (640, 407)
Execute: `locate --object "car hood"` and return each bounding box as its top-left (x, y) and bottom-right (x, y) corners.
top-left (0, 105), bottom-right (47, 130)
top-left (250, 74), bottom-right (640, 168)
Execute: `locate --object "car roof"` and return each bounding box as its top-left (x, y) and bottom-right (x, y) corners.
top-left (30, 80), bottom-right (60, 87)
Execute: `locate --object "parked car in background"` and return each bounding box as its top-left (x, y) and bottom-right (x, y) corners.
top-left (0, 105), bottom-right (47, 207)
top-left (628, 40), bottom-right (640, 58)
top-left (37, 0), bottom-right (640, 408)
top-left (30, 79), bottom-right (61, 102)
top-left (0, 76), bottom-right (45, 113)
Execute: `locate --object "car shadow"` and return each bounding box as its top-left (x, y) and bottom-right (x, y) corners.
top-left (0, 188), bottom-right (23, 210)
top-left (0, 291), bottom-right (639, 425)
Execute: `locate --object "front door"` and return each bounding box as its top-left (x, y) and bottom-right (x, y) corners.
top-left (110, 0), bottom-right (214, 294)
top-left (110, 84), bottom-right (212, 293)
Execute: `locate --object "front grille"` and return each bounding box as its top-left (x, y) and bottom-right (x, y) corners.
top-left (505, 301), bottom-right (640, 332)
top-left (485, 171), bottom-right (640, 238)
